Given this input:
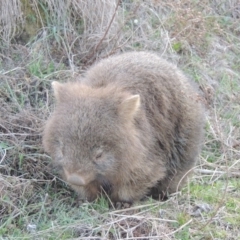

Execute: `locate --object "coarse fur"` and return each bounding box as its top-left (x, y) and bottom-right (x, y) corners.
top-left (43, 51), bottom-right (205, 203)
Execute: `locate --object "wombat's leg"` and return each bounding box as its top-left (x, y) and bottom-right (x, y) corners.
top-left (149, 184), bottom-right (169, 201)
top-left (109, 188), bottom-right (134, 209)
top-left (167, 169), bottom-right (194, 194)
top-left (70, 184), bottom-right (99, 202)
top-left (72, 187), bottom-right (89, 203)
top-left (150, 169), bottom-right (193, 200)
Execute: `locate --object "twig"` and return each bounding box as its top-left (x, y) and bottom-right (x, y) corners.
top-left (110, 214), bottom-right (177, 223)
top-left (110, 202), bottom-right (161, 214)
top-left (1, 67), bottom-right (24, 75)
top-left (86, 0), bottom-right (121, 64)
top-left (0, 149), bottom-right (7, 164)
top-left (195, 169), bottom-right (240, 178)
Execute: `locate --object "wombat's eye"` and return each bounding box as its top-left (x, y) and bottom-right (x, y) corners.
top-left (95, 149), bottom-right (103, 160)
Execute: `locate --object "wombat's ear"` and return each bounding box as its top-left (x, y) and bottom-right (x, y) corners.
top-left (120, 95), bottom-right (140, 119)
top-left (51, 81), bottom-right (63, 102)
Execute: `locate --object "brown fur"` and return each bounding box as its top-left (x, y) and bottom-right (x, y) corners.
top-left (42, 52), bottom-right (205, 203)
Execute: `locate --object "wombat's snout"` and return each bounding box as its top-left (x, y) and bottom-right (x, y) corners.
top-left (67, 174), bottom-right (86, 186)
top-left (64, 169), bottom-right (94, 186)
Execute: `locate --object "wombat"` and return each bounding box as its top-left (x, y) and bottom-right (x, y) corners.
top-left (43, 51), bottom-right (205, 204)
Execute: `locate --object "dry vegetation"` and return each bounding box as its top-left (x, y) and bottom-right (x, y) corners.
top-left (0, 0), bottom-right (240, 239)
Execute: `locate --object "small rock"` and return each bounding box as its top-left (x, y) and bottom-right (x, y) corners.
top-left (190, 203), bottom-right (212, 217)
top-left (27, 223), bottom-right (37, 233)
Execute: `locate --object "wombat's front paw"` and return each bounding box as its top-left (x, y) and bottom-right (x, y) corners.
top-left (74, 196), bottom-right (86, 206)
top-left (115, 201), bottom-right (132, 209)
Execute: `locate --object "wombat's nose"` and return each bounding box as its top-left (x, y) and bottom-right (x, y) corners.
top-left (67, 174), bottom-right (86, 186)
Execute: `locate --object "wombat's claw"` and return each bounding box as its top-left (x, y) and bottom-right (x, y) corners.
top-left (76, 195), bottom-right (87, 205)
top-left (115, 201), bottom-right (132, 209)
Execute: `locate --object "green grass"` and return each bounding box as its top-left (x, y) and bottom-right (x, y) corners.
top-left (28, 56), bottom-right (56, 78)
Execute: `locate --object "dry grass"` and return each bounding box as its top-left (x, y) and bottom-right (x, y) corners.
top-left (0, 0), bottom-right (240, 239)
top-left (0, 0), bottom-right (23, 42)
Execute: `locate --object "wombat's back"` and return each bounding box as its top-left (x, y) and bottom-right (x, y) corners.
top-left (85, 52), bottom-right (201, 128)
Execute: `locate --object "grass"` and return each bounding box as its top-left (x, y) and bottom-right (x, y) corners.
top-left (0, 0), bottom-right (240, 239)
